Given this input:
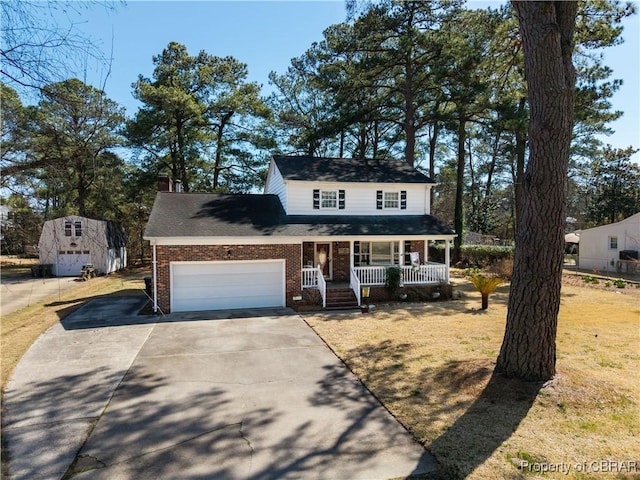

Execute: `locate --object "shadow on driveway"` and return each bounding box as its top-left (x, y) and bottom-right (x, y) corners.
top-left (5, 300), bottom-right (436, 479)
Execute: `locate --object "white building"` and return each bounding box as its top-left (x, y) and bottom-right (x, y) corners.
top-left (38, 216), bottom-right (127, 276)
top-left (578, 213), bottom-right (640, 274)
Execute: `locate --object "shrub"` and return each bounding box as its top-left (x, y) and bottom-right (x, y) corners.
top-left (432, 244), bottom-right (514, 268)
top-left (485, 257), bottom-right (514, 280)
top-left (385, 266), bottom-right (402, 294)
top-left (614, 279), bottom-right (626, 289)
top-left (469, 275), bottom-right (503, 310)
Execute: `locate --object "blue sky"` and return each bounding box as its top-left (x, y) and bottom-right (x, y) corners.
top-left (55, 1), bottom-right (639, 160)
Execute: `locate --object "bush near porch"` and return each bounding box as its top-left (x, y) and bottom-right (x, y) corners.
top-left (366, 284), bottom-right (453, 303)
top-left (430, 244), bottom-right (514, 268)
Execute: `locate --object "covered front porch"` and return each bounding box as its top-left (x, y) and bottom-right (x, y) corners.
top-left (300, 238), bottom-right (452, 308)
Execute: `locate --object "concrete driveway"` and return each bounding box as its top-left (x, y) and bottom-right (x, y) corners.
top-left (1, 275), bottom-right (80, 315)
top-left (3, 298), bottom-right (437, 480)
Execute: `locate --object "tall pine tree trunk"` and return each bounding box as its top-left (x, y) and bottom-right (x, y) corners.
top-left (496, 1), bottom-right (577, 381)
top-left (453, 115), bottom-right (466, 264)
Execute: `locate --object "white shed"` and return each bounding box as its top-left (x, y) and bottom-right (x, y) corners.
top-left (38, 216), bottom-right (127, 276)
top-left (578, 213), bottom-right (640, 274)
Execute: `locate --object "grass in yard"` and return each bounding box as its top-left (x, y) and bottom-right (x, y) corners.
top-left (304, 278), bottom-right (640, 480)
top-left (0, 257), bottom-right (38, 278)
top-left (1, 270), bottom-right (147, 391)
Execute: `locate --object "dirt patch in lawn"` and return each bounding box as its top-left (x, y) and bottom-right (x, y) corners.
top-left (304, 279), bottom-right (639, 480)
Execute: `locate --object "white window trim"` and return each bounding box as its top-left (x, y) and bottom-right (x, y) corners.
top-left (383, 191), bottom-right (400, 210)
top-left (320, 190), bottom-right (338, 210)
top-left (608, 236), bottom-right (618, 249)
top-left (356, 241), bottom-right (401, 266)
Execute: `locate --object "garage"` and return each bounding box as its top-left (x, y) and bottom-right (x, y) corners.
top-left (171, 260), bottom-right (286, 312)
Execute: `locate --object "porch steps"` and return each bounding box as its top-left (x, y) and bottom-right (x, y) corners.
top-left (325, 288), bottom-right (359, 310)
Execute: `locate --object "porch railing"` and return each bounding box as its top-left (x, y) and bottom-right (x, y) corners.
top-left (302, 267), bottom-right (318, 288)
top-left (349, 267), bottom-right (362, 307)
top-left (302, 263), bottom-right (448, 308)
top-left (302, 265), bottom-right (326, 307)
top-left (353, 266), bottom-right (387, 286)
top-left (317, 266), bottom-right (327, 308)
top-left (352, 263), bottom-right (447, 286)
top-left (403, 263), bottom-right (447, 285)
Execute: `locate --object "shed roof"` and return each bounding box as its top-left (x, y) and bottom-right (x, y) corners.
top-left (42, 216), bottom-right (127, 247)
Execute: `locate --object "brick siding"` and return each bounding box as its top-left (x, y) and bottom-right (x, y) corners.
top-left (408, 240), bottom-right (426, 263)
top-left (332, 241), bottom-right (351, 281)
top-left (154, 244), bottom-right (302, 313)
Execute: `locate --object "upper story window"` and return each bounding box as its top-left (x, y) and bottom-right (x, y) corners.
top-left (609, 236), bottom-right (618, 249)
top-left (384, 192), bottom-right (399, 209)
top-left (321, 190), bottom-right (337, 209)
top-left (64, 220), bottom-right (83, 237)
top-left (313, 189), bottom-right (345, 210)
top-left (377, 190), bottom-right (407, 210)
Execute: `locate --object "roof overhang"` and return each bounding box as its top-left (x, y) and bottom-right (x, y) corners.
top-left (144, 233), bottom-right (457, 246)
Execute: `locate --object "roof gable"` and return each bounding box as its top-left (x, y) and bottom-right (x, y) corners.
top-left (580, 212), bottom-right (640, 234)
top-left (41, 216), bottom-right (127, 248)
top-left (272, 155), bottom-right (435, 184)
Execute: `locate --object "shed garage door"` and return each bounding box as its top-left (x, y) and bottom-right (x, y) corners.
top-left (56, 251), bottom-right (92, 276)
top-left (171, 260), bottom-right (285, 312)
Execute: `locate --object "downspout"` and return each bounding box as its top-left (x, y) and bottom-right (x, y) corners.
top-left (152, 242), bottom-right (158, 313)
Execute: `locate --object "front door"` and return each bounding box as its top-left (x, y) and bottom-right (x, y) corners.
top-left (315, 243), bottom-right (332, 279)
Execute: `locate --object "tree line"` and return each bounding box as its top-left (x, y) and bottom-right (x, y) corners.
top-left (1, 0), bottom-right (638, 262)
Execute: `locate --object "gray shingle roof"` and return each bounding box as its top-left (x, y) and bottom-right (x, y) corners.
top-left (105, 220), bottom-right (127, 248)
top-left (273, 155), bottom-right (435, 184)
top-left (144, 193), bottom-right (454, 238)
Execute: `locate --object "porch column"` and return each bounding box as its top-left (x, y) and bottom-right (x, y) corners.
top-left (444, 239), bottom-right (451, 283)
top-left (349, 240), bottom-right (354, 270)
top-left (398, 239), bottom-right (404, 266)
top-left (424, 240), bottom-right (429, 263)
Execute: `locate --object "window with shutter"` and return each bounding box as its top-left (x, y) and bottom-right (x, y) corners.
top-left (404, 240), bottom-right (412, 265)
top-left (376, 191), bottom-right (383, 210)
top-left (384, 192), bottom-right (399, 209)
top-left (320, 190), bottom-right (338, 209)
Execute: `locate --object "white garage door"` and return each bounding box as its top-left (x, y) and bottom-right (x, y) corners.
top-left (57, 251), bottom-right (92, 276)
top-left (171, 260), bottom-right (285, 312)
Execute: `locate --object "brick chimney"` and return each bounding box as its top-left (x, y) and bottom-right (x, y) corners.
top-left (157, 173), bottom-right (173, 192)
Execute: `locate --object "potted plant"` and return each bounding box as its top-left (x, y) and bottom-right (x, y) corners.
top-left (361, 286), bottom-right (370, 313)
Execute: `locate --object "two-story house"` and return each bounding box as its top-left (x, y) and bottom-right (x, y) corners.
top-left (144, 155), bottom-right (456, 313)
